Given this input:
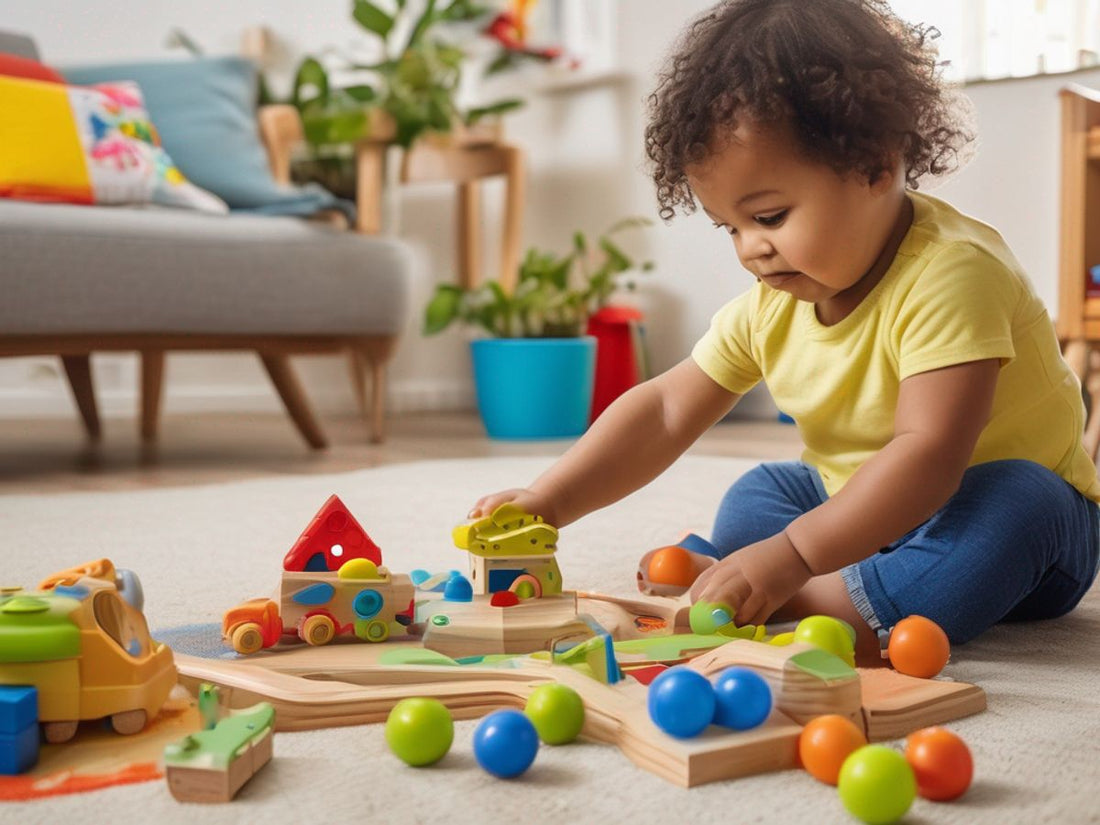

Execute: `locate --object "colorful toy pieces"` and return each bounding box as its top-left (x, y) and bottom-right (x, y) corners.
top-left (385, 682), bottom-right (586, 780)
top-left (452, 502), bottom-right (562, 598)
top-left (888, 615), bottom-right (951, 678)
top-left (647, 665), bottom-right (772, 739)
top-left (473, 710), bottom-right (540, 778)
top-left (222, 495), bottom-right (415, 654)
top-left (636, 534), bottom-right (719, 597)
top-left (0, 558), bottom-right (176, 754)
top-left (798, 714), bottom-right (868, 786)
top-left (798, 722), bottom-right (973, 824)
top-left (385, 697), bottom-right (454, 767)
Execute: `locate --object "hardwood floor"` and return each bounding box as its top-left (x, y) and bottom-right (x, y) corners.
top-left (0, 411), bottom-right (804, 494)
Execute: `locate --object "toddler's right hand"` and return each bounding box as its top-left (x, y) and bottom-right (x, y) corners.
top-left (467, 488), bottom-right (559, 526)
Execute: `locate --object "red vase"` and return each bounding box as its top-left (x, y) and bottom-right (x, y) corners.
top-left (586, 305), bottom-right (647, 423)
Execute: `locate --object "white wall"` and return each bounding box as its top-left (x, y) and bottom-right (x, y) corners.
top-left (1, 0), bottom-right (1096, 423)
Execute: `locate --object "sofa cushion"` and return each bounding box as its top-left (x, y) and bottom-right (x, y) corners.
top-left (0, 52), bottom-right (64, 83)
top-left (63, 57), bottom-right (352, 220)
top-left (0, 200), bottom-right (409, 336)
top-left (0, 74), bottom-right (227, 213)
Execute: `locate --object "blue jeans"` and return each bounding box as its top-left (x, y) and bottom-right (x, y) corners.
top-left (704, 460), bottom-right (1100, 644)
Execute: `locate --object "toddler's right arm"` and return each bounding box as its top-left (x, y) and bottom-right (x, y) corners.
top-left (468, 357), bottom-right (740, 527)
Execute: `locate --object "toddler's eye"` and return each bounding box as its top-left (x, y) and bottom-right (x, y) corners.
top-left (711, 221), bottom-right (737, 236)
top-left (754, 210), bottom-right (788, 227)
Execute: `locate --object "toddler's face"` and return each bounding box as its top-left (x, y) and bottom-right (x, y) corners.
top-left (686, 119), bottom-right (902, 304)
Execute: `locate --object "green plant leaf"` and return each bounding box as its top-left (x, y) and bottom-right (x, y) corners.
top-left (292, 56), bottom-right (329, 110)
top-left (343, 84), bottom-right (378, 102)
top-left (405, 0), bottom-right (439, 50)
top-left (599, 238), bottom-right (631, 272)
top-left (547, 256), bottom-right (572, 291)
top-left (573, 231), bottom-right (587, 254)
top-left (353, 0), bottom-right (395, 38)
top-left (437, 0), bottom-right (490, 22)
top-left (484, 50), bottom-right (520, 77)
top-left (423, 284), bottom-right (464, 335)
top-left (464, 98), bottom-right (524, 125)
top-left (301, 107), bottom-right (369, 146)
top-left (605, 215), bottom-right (653, 234)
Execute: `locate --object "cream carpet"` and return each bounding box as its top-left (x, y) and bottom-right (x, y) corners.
top-left (2, 455), bottom-right (1099, 825)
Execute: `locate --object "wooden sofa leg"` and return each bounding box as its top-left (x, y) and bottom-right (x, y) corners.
top-left (258, 353), bottom-right (328, 449)
top-left (351, 337), bottom-right (396, 444)
top-left (141, 350), bottom-right (165, 443)
top-left (60, 354), bottom-right (101, 441)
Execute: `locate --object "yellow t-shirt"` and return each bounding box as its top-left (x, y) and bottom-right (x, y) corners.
top-left (692, 191), bottom-right (1100, 503)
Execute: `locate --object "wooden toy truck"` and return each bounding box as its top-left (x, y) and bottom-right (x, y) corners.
top-left (222, 495), bottom-right (415, 654)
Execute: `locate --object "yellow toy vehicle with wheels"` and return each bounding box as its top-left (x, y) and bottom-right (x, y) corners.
top-left (0, 559), bottom-right (177, 743)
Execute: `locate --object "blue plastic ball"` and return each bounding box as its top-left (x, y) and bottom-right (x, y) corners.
top-left (473, 709), bottom-right (539, 778)
top-left (712, 667), bottom-right (772, 730)
top-left (647, 666), bottom-right (716, 738)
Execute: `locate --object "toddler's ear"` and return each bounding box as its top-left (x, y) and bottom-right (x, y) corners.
top-left (869, 152), bottom-right (906, 193)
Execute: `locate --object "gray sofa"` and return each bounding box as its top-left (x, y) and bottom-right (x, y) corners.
top-left (0, 32), bottom-right (410, 448)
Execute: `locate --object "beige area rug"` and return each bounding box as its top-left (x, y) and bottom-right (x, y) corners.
top-left (1, 455), bottom-right (1098, 825)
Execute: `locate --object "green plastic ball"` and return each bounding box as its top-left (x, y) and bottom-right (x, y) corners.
top-left (837, 745), bottom-right (917, 824)
top-left (385, 697), bottom-right (454, 766)
top-left (689, 599), bottom-right (735, 635)
top-left (794, 615), bottom-right (857, 666)
top-left (524, 682), bottom-right (585, 745)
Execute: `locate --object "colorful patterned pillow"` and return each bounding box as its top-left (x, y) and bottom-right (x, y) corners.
top-left (0, 74), bottom-right (227, 213)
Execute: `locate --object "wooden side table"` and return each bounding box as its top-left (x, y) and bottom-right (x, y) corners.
top-left (354, 126), bottom-right (526, 292)
top-left (1057, 83), bottom-right (1100, 457)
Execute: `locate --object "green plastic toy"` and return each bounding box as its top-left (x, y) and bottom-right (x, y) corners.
top-left (524, 682), bottom-right (585, 745)
top-left (385, 697), bottom-right (454, 767)
top-left (837, 745), bottom-right (917, 824)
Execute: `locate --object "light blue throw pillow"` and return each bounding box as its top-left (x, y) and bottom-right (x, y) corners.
top-left (63, 56), bottom-right (353, 219)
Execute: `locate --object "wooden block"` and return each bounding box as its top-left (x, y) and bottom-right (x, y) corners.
top-left (164, 703), bottom-right (275, 803)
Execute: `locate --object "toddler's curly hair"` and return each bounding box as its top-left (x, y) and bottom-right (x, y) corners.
top-left (645, 0), bottom-right (974, 221)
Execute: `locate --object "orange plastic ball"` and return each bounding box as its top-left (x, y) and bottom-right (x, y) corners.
top-left (905, 726), bottom-right (973, 801)
top-left (798, 714), bottom-right (868, 785)
top-left (888, 615), bottom-right (951, 679)
top-left (647, 546), bottom-right (696, 588)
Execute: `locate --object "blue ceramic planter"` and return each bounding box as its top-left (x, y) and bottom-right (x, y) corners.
top-left (470, 337), bottom-right (597, 440)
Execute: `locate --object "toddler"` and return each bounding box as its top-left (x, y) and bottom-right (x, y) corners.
top-left (468, 0), bottom-right (1100, 663)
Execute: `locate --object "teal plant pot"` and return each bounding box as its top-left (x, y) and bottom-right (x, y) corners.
top-left (470, 337), bottom-right (597, 440)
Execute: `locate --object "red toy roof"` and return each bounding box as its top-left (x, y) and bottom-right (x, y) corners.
top-left (282, 494), bottom-right (382, 572)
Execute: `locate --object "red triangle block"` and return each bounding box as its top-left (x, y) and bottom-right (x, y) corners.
top-left (282, 494), bottom-right (382, 572)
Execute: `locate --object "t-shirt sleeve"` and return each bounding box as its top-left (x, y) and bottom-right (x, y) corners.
top-left (891, 243), bottom-right (1020, 380)
top-left (691, 290), bottom-right (763, 394)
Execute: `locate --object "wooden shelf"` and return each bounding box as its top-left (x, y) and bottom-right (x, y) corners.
top-left (1058, 85), bottom-right (1100, 341)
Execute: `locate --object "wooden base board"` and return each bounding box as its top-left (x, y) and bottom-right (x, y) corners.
top-left (174, 591), bottom-right (986, 788)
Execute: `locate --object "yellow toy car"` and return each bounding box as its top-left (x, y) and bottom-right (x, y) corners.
top-left (0, 559), bottom-right (177, 743)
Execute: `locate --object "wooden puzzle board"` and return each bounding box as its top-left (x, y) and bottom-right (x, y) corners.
top-left (173, 591), bottom-right (986, 788)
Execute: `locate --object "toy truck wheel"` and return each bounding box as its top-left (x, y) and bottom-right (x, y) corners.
top-left (110, 709), bottom-right (147, 735)
top-left (365, 619), bottom-right (390, 642)
top-left (231, 622), bottom-right (266, 655)
top-left (300, 614), bottom-right (336, 646)
top-left (43, 720), bottom-right (79, 743)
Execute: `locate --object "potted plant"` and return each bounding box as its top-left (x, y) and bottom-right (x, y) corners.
top-left (424, 218), bottom-right (652, 439)
top-left (287, 0), bottom-right (559, 195)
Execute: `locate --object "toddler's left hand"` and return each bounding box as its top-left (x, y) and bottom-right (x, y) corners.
top-left (689, 532), bottom-right (812, 626)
